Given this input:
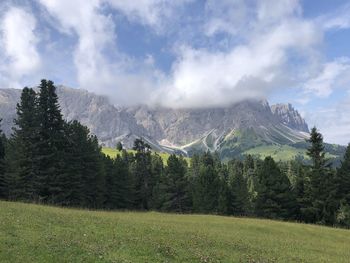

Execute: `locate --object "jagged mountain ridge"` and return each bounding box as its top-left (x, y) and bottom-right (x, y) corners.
top-left (0, 86), bottom-right (312, 159)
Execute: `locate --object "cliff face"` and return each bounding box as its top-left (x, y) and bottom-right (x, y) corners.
top-left (0, 86), bottom-right (310, 157)
top-left (271, 103), bottom-right (309, 133)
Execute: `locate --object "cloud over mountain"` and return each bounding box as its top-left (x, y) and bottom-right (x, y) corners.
top-left (0, 0), bottom-right (350, 143)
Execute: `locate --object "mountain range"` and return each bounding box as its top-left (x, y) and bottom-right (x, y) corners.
top-left (0, 86), bottom-right (345, 161)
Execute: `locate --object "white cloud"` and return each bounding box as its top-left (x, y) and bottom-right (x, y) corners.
top-left (106, 0), bottom-right (191, 29)
top-left (257, 0), bottom-right (301, 23)
top-left (320, 3), bottom-right (350, 30)
top-left (204, 0), bottom-right (248, 36)
top-left (0, 7), bottom-right (40, 87)
top-left (305, 98), bottom-right (350, 145)
top-left (7, 0), bottom-right (349, 113)
top-left (38, 0), bottom-right (170, 104)
top-left (38, 0), bottom-right (118, 94)
top-left (303, 58), bottom-right (350, 97)
top-left (155, 9), bottom-right (321, 107)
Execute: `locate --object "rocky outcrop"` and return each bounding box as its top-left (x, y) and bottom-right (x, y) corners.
top-left (271, 103), bottom-right (309, 133)
top-left (0, 86), bottom-right (310, 157)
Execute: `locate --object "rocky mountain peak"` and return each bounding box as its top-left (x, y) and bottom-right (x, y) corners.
top-left (0, 86), bottom-right (311, 158)
top-left (271, 103), bottom-right (309, 132)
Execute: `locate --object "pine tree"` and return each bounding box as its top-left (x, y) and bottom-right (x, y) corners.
top-left (35, 80), bottom-right (67, 202)
top-left (307, 127), bottom-right (326, 169)
top-left (192, 152), bottom-right (219, 213)
top-left (132, 138), bottom-right (153, 209)
top-left (160, 154), bottom-right (191, 212)
top-left (228, 160), bottom-right (250, 215)
top-left (243, 155), bottom-right (260, 206)
top-left (334, 144), bottom-right (350, 227)
top-left (105, 150), bottom-right (134, 209)
top-left (336, 144), bottom-right (350, 204)
top-left (116, 141), bottom-right (123, 151)
top-left (255, 157), bottom-right (296, 219)
top-left (217, 164), bottom-right (230, 215)
top-left (0, 119), bottom-right (7, 198)
top-left (6, 88), bottom-right (38, 200)
top-left (306, 127), bottom-right (338, 225)
top-left (292, 164), bottom-right (313, 222)
top-left (80, 135), bottom-right (106, 208)
top-left (59, 120), bottom-right (89, 206)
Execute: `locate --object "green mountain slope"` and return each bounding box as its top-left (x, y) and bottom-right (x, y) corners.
top-left (1, 201), bottom-right (349, 262)
top-left (179, 127), bottom-right (345, 162)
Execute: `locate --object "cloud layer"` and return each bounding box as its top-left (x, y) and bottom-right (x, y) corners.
top-left (0, 0), bottom-right (350, 143)
top-left (0, 6), bottom-right (41, 88)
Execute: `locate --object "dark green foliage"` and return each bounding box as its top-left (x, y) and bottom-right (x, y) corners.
top-left (337, 144), bottom-right (350, 204)
top-left (35, 80), bottom-right (67, 202)
top-left (116, 141), bottom-right (123, 151)
top-left (159, 154), bottom-right (191, 212)
top-left (61, 121), bottom-right (106, 207)
top-left (0, 120), bottom-right (7, 198)
top-left (228, 160), bottom-right (250, 215)
top-left (131, 138), bottom-right (154, 209)
top-left (1, 80), bottom-right (349, 228)
top-left (191, 152), bottom-right (219, 213)
top-left (306, 127), bottom-right (338, 225)
top-left (307, 127), bottom-right (327, 169)
top-left (255, 157), bottom-right (296, 219)
top-left (217, 165), bottom-right (230, 215)
top-left (6, 88), bottom-right (38, 200)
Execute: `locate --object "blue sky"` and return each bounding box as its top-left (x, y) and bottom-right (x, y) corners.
top-left (0, 0), bottom-right (350, 144)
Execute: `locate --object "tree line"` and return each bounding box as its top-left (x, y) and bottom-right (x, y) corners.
top-left (0, 80), bottom-right (350, 228)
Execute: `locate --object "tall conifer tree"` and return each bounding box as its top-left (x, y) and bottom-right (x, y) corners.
top-left (6, 88), bottom-right (38, 200)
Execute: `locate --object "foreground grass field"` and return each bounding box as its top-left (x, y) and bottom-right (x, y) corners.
top-left (1, 201), bottom-right (349, 263)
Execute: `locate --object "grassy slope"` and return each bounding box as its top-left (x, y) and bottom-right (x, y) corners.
top-left (243, 145), bottom-right (337, 162)
top-left (1, 201), bottom-right (350, 263)
top-left (102, 147), bottom-right (190, 164)
top-left (243, 145), bottom-right (306, 161)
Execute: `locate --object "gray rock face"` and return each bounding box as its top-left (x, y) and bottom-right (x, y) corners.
top-left (0, 89), bottom-right (21, 135)
top-left (0, 86), bottom-right (309, 156)
top-left (271, 103), bottom-right (309, 133)
top-left (128, 99), bottom-right (309, 148)
top-left (56, 86), bottom-right (158, 148)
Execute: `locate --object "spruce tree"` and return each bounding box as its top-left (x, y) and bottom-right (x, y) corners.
top-left (306, 127), bottom-right (338, 225)
top-left (132, 138), bottom-right (153, 209)
top-left (217, 164), bottom-right (230, 215)
top-left (0, 119), bottom-right (7, 198)
top-left (228, 160), bottom-right (250, 215)
top-left (35, 80), bottom-right (67, 202)
top-left (336, 143), bottom-right (350, 204)
top-left (334, 144), bottom-right (350, 226)
top-left (255, 157), bottom-right (296, 219)
top-left (192, 152), bottom-right (219, 213)
top-left (116, 142), bottom-right (123, 151)
top-left (105, 150), bottom-right (133, 209)
top-left (6, 88), bottom-right (38, 200)
top-left (160, 154), bottom-right (191, 212)
top-left (81, 135), bottom-right (106, 208)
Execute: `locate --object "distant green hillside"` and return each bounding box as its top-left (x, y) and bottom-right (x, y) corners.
top-left (243, 144), bottom-right (340, 162)
top-left (1, 201), bottom-right (349, 262)
top-left (180, 128), bottom-right (346, 162)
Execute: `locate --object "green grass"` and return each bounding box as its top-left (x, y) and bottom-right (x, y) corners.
top-left (244, 145), bottom-right (337, 161)
top-left (1, 201), bottom-right (349, 262)
top-left (102, 147), bottom-right (190, 165)
top-left (244, 145), bottom-right (306, 161)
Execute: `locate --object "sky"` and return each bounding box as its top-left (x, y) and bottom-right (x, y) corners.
top-left (0, 0), bottom-right (350, 144)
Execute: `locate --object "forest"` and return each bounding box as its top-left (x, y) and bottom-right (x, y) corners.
top-left (0, 80), bottom-right (350, 228)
